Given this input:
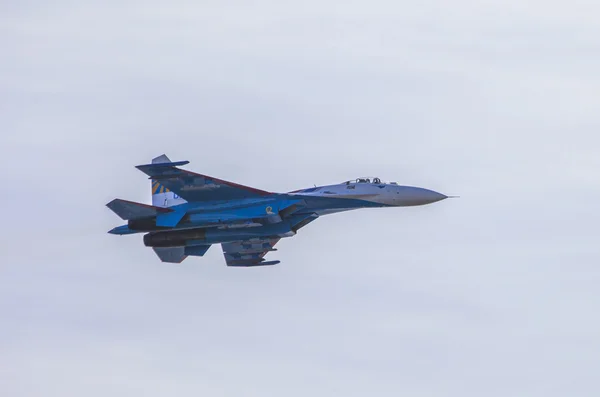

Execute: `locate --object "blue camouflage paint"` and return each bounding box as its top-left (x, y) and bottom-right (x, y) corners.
top-left (107, 154), bottom-right (450, 265)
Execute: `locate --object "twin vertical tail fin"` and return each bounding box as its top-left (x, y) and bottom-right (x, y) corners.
top-left (151, 154), bottom-right (187, 208)
top-left (106, 154), bottom-right (187, 234)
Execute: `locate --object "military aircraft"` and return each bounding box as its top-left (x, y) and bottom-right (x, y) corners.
top-left (107, 155), bottom-right (450, 265)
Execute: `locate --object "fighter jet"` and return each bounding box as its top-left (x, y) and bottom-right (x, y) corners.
top-left (107, 155), bottom-right (450, 265)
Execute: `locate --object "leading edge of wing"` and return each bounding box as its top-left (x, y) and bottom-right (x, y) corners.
top-left (135, 159), bottom-right (271, 202)
top-left (182, 169), bottom-right (271, 196)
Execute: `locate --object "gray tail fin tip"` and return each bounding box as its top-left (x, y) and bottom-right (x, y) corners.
top-left (152, 154), bottom-right (171, 164)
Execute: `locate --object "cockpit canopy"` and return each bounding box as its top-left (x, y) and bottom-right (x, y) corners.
top-left (344, 177), bottom-right (397, 185)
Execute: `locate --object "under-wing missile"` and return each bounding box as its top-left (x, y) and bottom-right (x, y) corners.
top-left (226, 260), bottom-right (281, 267)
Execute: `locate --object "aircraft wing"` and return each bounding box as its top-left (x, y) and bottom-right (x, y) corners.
top-left (136, 157), bottom-right (270, 202)
top-left (221, 238), bottom-right (281, 267)
top-left (220, 213), bottom-right (318, 267)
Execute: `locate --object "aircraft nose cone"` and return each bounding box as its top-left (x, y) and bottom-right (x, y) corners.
top-left (396, 186), bottom-right (447, 206)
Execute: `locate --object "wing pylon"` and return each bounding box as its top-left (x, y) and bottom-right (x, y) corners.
top-left (221, 239), bottom-right (281, 267)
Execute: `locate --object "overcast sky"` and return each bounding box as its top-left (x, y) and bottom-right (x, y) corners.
top-left (1, 1), bottom-right (599, 396)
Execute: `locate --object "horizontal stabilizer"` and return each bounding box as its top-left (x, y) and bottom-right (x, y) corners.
top-left (184, 245), bottom-right (211, 257)
top-left (107, 225), bottom-right (137, 235)
top-left (152, 245), bottom-right (211, 262)
top-left (107, 199), bottom-right (171, 220)
top-left (152, 247), bottom-right (187, 263)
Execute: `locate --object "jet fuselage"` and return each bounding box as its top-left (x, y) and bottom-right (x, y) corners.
top-left (107, 156), bottom-right (450, 265)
